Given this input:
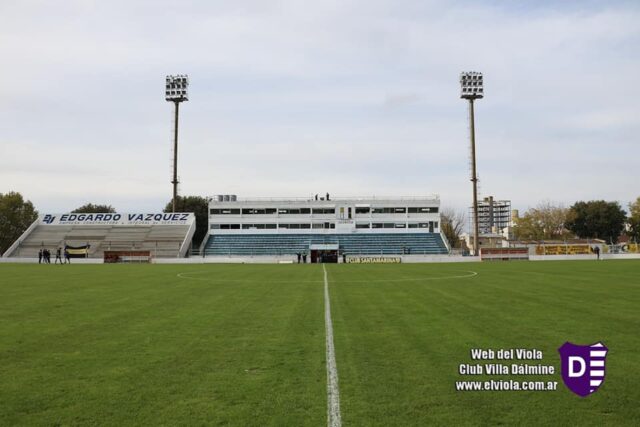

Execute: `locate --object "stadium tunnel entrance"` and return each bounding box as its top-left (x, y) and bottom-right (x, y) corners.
top-left (310, 244), bottom-right (339, 263)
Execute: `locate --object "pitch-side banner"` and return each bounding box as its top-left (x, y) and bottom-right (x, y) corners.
top-left (535, 245), bottom-right (592, 255)
top-left (39, 213), bottom-right (195, 226)
top-left (347, 256), bottom-right (402, 264)
top-left (65, 244), bottom-right (90, 258)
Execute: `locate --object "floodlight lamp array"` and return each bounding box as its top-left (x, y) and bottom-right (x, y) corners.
top-left (165, 74), bottom-right (189, 102)
top-left (460, 71), bottom-right (483, 99)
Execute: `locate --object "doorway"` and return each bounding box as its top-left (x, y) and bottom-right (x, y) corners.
top-left (311, 249), bottom-right (338, 263)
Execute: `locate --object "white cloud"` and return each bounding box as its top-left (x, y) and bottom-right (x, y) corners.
top-left (1, 0), bottom-right (639, 214)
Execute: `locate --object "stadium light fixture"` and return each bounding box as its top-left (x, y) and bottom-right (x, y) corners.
top-left (460, 71), bottom-right (483, 256)
top-left (165, 75), bottom-right (189, 213)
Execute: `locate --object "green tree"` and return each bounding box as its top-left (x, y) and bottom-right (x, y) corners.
top-left (72, 203), bottom-right (116, 213)
top-left (0, 192), bottom-right (39, 255)
top-left (163, 196), bottom-right (209, 247)
top-left (566, 200), bottom-right (627, 243)
top-left (440, 207), bottom-right (465, 248)
top-left (512, 202), bottom-right (569, 240)
top-left (628, 197), bottom-right (640, 241)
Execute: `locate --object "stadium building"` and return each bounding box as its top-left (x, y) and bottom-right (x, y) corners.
top-left (202, 195), bottom-right (450, 261)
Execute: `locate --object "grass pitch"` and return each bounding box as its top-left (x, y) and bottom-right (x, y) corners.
top-left (1, 260), bottom-right (639, 425)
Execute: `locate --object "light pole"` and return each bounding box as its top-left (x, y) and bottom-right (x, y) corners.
top-left (165, 74), bottom-right (189, 213)
top-left (460, 71), bottom-right (483, 256)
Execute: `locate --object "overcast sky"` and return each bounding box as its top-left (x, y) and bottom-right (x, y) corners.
top-left (1, 0), bottom-right (638, 214)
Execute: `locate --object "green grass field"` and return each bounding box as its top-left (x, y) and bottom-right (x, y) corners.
top-left (1, 260), bottom-right (639, 425)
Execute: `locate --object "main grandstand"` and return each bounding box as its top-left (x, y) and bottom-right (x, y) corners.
top-left (202, 195), bottom-right (450, 260)
top-left (3, 213), bottom-right (195, 259)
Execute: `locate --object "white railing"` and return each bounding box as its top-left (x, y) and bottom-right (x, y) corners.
top-left (198, 231), bottom-right (210, 256)
top-left (209, 195), bottom-right (440, 203)
top-left (439, 230), bottom-right (452, 254)
top-left (2, 217), bottom-right (40, 258)
top-left (178, 220), bottom-right (197, 258)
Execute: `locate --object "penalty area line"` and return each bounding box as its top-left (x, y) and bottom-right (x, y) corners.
top-left (323, 264), bottom-right (342, 427)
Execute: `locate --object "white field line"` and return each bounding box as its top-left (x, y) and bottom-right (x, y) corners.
top-left (337, 270), bottom-right (478, 283)
top-left (323, 264), bottom-right (342, 427)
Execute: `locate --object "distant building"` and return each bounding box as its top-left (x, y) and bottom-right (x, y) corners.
top-left (470, 196), bottom-right (511, 235)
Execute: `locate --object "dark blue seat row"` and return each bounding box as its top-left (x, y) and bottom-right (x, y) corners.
top-left (204, 233), bottom-right (448, 256)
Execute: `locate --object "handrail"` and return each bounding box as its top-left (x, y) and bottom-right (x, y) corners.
top-left (198, 231), bottom-right (210, 256)
top-left (209, 195), bottom-right (440, 203)
top-left (439, 230), bottom-right (452, 254)
top-left (178, 220), bottom-right (196, 258)
top-left (2, 217), bottom-right (40, 258)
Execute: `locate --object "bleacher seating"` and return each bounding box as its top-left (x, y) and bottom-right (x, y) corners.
top-left (9, 224), bottom-right (191, 259)
top-left (204, 233), bottom-right (448, 256)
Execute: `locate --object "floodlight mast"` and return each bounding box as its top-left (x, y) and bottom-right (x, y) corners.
top-left (165, 74), bottom-right (189, 213)
top-left (460, 71), bottom-right (483, 256)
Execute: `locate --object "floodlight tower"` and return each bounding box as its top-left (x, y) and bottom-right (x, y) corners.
top-left (460, 71), bottom-right (483, 256)
top-left (165, 74), bottom-right (189, 213)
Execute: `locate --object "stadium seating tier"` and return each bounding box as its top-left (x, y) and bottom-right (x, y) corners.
top-left (204, 233), bottom-right (448, 256)
top-left (10, 224), bottom-right (191, 258)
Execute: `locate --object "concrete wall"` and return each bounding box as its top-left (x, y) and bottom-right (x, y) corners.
top-left (155, 255), bottom-right (480, 264)
top-left (3, 253), bottom-right (638, 264)
top-left (400, 255), bottom-right (480, 263)
top-left (0, 258), bottom-right (104, 264)
top-left (529, 254), bottom-right (640, 261)
top-left (153, 256), bottom-right (297, 264)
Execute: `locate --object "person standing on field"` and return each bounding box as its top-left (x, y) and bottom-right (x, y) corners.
top-left (38, 249), bottom-right (43, 264)
top-left (55, 247), bottom-right (63, 264)
top-left (64, 247), bottom-right (71, 264)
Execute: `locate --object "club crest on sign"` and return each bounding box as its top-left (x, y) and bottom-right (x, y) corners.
top-left (558, 342), bottom-right (607, 397)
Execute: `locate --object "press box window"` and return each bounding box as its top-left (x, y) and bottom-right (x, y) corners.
top-left (210, 209), bottom-right (240, 215)
top-left (242, 224), bottom-right (268, 229)
top-left (242, 208), bottom-right (277, 215)
top-left (217, 224), bottom-right (240, 230)
top-left (408, 207), bottom-right (439, 213)
top-left (312, 208), bottom-right (335, 214)
top-left (279, 208), bottom-right (309, 214)
top-left (372, 207), bottom-right (406, 214)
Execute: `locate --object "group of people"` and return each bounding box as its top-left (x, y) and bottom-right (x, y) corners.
top-left (296, 252), bottom-right (347, 263)
top-left (38, 247), bottom-right (71, 264)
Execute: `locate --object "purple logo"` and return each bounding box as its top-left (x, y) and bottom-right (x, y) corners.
top-left (558, 342), bottom-right (607, 397)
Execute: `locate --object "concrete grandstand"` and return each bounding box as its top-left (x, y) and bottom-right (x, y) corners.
top-left (3, 213), bottom-right (195, 259)
top-left (202, 195), bottom-right (450, 261)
